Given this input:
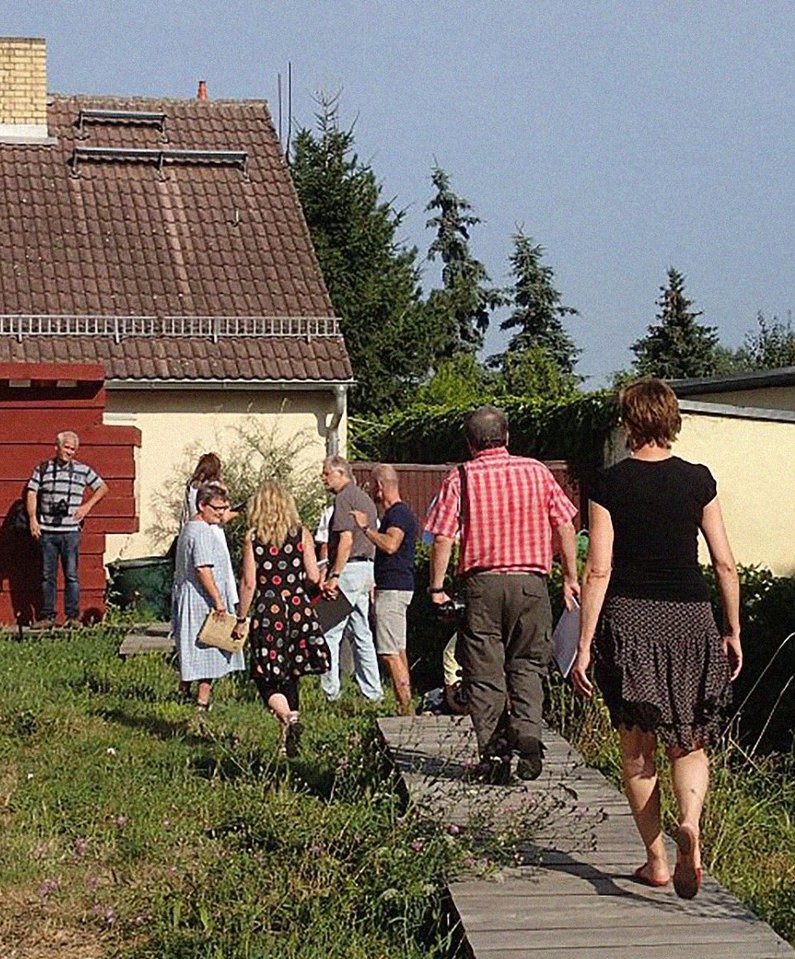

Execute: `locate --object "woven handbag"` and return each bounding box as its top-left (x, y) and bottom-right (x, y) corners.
top-left (197, 611), bottom-right (248, 653)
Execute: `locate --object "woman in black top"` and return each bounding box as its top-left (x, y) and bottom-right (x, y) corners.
top-left (572, 378), bottom-right (741, 900)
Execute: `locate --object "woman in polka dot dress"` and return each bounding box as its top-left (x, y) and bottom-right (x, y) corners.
top-left (234, 481), bottom-right (330, 756)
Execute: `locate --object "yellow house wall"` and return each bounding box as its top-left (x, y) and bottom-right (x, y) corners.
top-left (683, 385), bottom-right (795, 411)
top-left (607, 413), bottom-right (795, 576)
top-left (104, 389), bottom-right (345, 560)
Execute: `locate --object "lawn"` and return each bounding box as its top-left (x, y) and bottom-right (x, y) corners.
top-left (0, 626), bottom-right (469, 958)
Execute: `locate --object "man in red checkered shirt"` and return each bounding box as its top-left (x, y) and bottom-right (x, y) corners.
top-left (425, 405), bottom-right (579, 784)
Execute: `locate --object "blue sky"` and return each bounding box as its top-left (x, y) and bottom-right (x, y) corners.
top-left (5, 1), bottom-right (795, 385)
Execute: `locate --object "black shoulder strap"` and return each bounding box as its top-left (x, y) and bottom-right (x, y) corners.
top-left (457, 463), bottom-right (468, 529)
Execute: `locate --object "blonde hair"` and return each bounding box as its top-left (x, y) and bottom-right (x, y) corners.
top-left (618, 377), bottom-right (682, 450)
top-left (248, 480), bottom-right (301, 547)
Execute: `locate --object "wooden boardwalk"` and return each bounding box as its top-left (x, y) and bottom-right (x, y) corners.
top-left (377, 714), bottom-right (794, 958)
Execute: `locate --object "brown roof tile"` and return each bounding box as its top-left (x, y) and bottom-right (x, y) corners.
top-left (0, 333), bottom-right (351, 383)
top-left (0, 95), bottom-right (350, 384)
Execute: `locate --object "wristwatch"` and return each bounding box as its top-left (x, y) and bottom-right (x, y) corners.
top-left (427, 587), bottom-right (446, 596)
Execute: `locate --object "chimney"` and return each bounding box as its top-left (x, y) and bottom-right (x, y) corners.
top-left (197, 80), bottom-right (207, 101)
top-left (0, 37), bottom-right (51, 143)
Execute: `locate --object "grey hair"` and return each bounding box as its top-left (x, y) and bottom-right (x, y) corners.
top-left (56, 430), bottom-right (79, 448)
top-left (323, 455), bottom-right (353, 481)
top-left (371, 463), bottom-right (398, 487)
top-left (196, 481), bottom-right (229, 508)
top-left (465, 405), bottom-right (508, 451)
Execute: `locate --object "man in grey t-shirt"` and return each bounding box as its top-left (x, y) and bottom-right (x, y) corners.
top-left (319, 455), bottom-right (382, 701)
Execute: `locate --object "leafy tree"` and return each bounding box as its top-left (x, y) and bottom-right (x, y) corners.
top-left (499, 230), bottom-right (580, 376)
top-left (737, 311), bottom-right (795, 370)
top-left (631, 267), bottom-right (720, 378)
top-left (290, 95), bottom-right (440, 416)
top-left (415, 353), bottom-right (496, 407)
top-left (424, 166), bottom-right (503, 355)
top-left (500, 345), bottom-right (578, 401)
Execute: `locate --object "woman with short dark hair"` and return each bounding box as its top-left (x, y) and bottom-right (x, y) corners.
top-left (572, 377), bottom-right (741, 900)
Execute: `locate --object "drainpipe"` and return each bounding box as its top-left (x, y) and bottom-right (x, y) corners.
top-left (326, 384), bottom-right (347, 456)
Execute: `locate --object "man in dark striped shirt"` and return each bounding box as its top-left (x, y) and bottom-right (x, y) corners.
top-left (26, 431), bottom-right (108, 627)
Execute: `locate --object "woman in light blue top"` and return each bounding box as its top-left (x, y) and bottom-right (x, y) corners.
top-left (173, 483), bottom-right (244, 711)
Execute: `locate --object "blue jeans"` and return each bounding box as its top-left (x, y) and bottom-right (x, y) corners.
top-left (321, 561), bottom-right (382, 702)
top-left (40, 530), bottom-right (81, 620)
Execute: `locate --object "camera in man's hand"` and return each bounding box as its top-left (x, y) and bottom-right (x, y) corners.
top-left (434, 597), bottom-right (466, 624)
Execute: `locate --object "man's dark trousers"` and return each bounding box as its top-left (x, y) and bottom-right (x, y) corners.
top-left (40, 530), bottom-right (81, 620)
top-left (458, 571), bottom-right (552, 756)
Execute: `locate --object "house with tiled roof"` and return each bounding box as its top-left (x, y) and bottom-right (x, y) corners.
top-left (0, 37), bottom-right (352, 558)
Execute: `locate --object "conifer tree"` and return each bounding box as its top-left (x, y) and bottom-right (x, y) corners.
top-left (424, 166), bottom-right (503, 355)
top-left (499, 230), bottom-right (580, 376)
top-left (632, 267), bottom-right (720, 378)
top-left (290, 96), bottom-right (438, 415)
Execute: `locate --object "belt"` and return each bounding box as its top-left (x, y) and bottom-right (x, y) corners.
top-left (348, 556), bottom-right (373, 563)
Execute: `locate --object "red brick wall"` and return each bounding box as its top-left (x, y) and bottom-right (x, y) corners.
top-left (0, 363), bottom-right (140, 625)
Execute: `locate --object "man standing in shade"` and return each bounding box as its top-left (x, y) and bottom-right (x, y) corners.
top-left (26, 431), bottom-right (108, 627)
top-left (425, 405), bottom-right (579, 783)
top-left (320, 455), bottom-right (383, 702)
top-left (351, 463), bottom-right (417, 715)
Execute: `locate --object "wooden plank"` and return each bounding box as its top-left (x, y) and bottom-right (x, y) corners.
top-left (377, 715), bottom-right (794, 959)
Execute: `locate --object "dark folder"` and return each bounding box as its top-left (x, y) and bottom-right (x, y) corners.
top-left (311, 590), bottom-right (354, 634)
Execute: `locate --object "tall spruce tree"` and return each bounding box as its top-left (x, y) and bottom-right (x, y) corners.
top-left (290, 97), bottom-right (438, 416)
top-left (499, 230), bottom-right (580, 376)
top-left (632, 267), bottom-right (720, 378)
top-left (424, 166), bottom-right (503, 355)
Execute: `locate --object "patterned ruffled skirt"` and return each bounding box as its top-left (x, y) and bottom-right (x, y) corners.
top-left (593, 596), bottom-right (731, 751)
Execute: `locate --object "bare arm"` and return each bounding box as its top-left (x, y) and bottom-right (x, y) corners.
top-left (75, 481), bottom-right (109, 522)
top-left (195, 565), bottom-right (225, 614)
top-left (302, 526), bottom-right (321, 585)
top-left (554, 520), bottom-right (581, 610)
top-left (323, 529), bottom-right (353, 597)
top-left (701, 496), bottom-right (742, 680)
top-left (25, 489), bottom-right (41, 540)
top-left (571, 502), bottom-right (614, 699)
top-left (351, 509), bottom-right (405, 555)
top-left (237, 537), bottom-right (256, 619)
top-left (429, 534), bottom-right (455, 605)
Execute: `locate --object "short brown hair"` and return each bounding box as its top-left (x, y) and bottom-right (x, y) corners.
top-left (618, 377), bottom-right (681, 450)
top-left (465, 405), bottom-right (508, 451)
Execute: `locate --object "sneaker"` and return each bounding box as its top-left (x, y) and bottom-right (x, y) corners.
top-left (31, 618), bottom-right (55, 630)
top-left (516, 737), bottom-right (544, 781)
top-left (63, 617), bottom-right (82, 629)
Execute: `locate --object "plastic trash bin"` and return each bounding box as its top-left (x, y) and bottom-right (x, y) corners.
top-left (107, 556), bottom-right (173, 620)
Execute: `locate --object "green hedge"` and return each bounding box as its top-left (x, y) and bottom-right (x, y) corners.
top-left (352, 392), bottom-right (618, 476)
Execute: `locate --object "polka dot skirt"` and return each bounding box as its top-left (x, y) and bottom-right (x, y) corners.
top-left (593, 596), bottom-right (732, 751)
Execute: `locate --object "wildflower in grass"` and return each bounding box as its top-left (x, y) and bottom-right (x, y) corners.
top-left (73, 837), bottom-right (87, 857)
top-left (86, 876), bottom-right (99, 891)
top-left (410, 840), bottom-right (424, 853)
top-left (106, 747), bottom-right (117, 756)
top-left (447, 823), bottom-right (461, 836)
top-left (37, 878), bottom-right (59, 898)
top-left (26, 772), bottom-right (33, 780)
top-left (115, 815), bottom-right (128, 828)
top-left (104, 907), bottom-right (118, 925)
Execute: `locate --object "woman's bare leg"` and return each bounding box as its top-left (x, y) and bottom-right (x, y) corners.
top-left (619, 725), bottom-right (670, 883)
top-left (668, 745), bottom-right (709, 870)
top-left (196, 680), bottom-right (212, 708)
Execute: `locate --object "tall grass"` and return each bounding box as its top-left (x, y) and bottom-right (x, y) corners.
top-left (0, 628), bottom-right (473, 958)
top-left (546, 675), bottom-right (795, 945)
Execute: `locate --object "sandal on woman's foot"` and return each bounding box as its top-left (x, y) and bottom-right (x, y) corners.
top-left (632, 864), bottom-right (669, 888)
top-left (673, 824), bottom-right (702, 899)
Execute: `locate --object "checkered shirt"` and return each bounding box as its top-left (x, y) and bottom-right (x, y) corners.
top-left (424, 447), bottom-right (577, 575)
